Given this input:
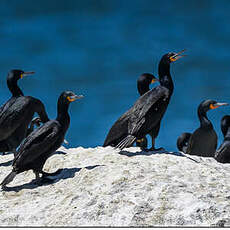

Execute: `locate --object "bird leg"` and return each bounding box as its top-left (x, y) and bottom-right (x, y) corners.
top-left (149, 136), bottom-right (165, 151)
top-left (34, 171), bottom-right (43, 185)
top-left (136, 137), bottom-right (148, 151)
top-left (34, 171), bottom-right (54, 185)
top-left (37, 169), bottom-right (63, 184)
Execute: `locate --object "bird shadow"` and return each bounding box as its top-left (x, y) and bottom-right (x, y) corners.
top-left (0, 159), bottom-right (13, 167)
top-left (2, 164), bottom-right (104, 192)
top-left (119, 149), bottom-right (200, 163)
top-left (55, 150), bottom-right (67, 155)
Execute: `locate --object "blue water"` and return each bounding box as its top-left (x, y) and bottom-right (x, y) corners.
top-left (0, 0), bottom-right (229, 151)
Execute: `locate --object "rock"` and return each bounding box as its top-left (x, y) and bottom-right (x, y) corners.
top-left (0, 146), bottom-right (230, 226)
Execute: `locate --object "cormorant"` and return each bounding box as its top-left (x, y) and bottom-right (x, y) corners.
top-left (103, 50), bottom-right (186, 150)
top-left (136, 73), bottom-right (159, 150)
top-left (215, 115), bottom-right (230, 163)
top-left (0, 70), bottom-right (49, 155)
top-left (179, 100), bottom-right (228, 157)
top-left (1, 91), bottom-right (83, 188)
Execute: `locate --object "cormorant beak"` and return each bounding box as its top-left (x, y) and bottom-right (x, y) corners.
top-left (21, 71), bottom-right (35, 79)
top-left (210, 102), bottom-right (229, 110)
top-left (67, 94), bottom-right (84, 102)
top-left (170, 49), bottom-right (186, 62)
top-left (151, 78), bottom-right (159, 84)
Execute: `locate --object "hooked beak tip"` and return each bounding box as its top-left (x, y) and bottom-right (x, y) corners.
top-left (76, 95), bottom-right (84, 99)
top-left (22, 71), bottom-right (35, 77)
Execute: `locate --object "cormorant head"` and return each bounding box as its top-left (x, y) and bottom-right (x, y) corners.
top-left (59, 91), bottom-right (84, 105)
top-left (161, 49), bottom-right (186, 64)
top-left (137, 73), bottom-right (159, 96)
top-left (138, 73), bottom-right (158, 86)
top-left (199, 99), bottom-right (229, 113)
top-left (7, 69), bottom-right (35, 81)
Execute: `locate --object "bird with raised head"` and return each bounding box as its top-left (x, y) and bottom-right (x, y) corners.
top-left (1, 91), bottom-right (83, 188)
top-left (0, 70), bottom-right (49, 155)
top-left (103, 50), bottom-right (186, 150)
top-left (178, 100), bottom-right (228, 157)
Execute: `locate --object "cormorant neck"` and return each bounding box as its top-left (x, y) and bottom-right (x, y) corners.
top-left (137, 83), bottom-right (150, 96)
top-left (7, 78), bottom-right (23, 97)
top-left (57, 102), bottom-right (70, 131)
top-left (158, 60), bottom-right (174, 93)
top-left (198, 109), bottom-right (212, 129)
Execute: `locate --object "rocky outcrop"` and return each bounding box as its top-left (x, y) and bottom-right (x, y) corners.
top-left (0, 146), bottom-right (230, 227)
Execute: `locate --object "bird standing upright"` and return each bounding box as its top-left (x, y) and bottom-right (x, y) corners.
top-left (178, 100), bottom-right (228, 157)
top-left (0, 70), bottom-right (49, 155)
top-left (1, 91), bottom-right (83, 188)
top-left (103, 50), bottom-right (186, 150)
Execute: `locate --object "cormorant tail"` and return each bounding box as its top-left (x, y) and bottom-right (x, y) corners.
top-left (1, 170), bottom-right (17, 187)
top-left (116, 135), bottom-right (137, 150)
top-left (177, 132), bottom-right (191, 152)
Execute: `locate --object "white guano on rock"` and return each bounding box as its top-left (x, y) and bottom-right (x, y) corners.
top-left (0, 146), bottom-right (230, 227)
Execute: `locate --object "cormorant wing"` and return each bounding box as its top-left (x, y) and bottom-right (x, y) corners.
top-left (103, 85), bottom-right (169, 146)
top-left (14, 120), bottom-right (60, 166)
top-left (128, 85), bottom-right (169, 135)
top-left (0, 97), bottom-right (17, 118)
top-left (0, 97), bottom-right (32, 140)
top-left (103, 110), bottom-right (129, 146)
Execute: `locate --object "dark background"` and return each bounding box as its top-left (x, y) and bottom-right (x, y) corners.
top-left (0, 0), bottom-right (229, 151)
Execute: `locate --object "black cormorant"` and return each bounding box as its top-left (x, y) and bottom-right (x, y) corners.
top-left (1, 91), bottom-right (83, 188)
top-left (180, 100), bottom-right (228, 157)
top-left (215, 115), bottom-right (230, 163)
top-left (103, 50), bottom-right (185, 150)
top-left (0, 70), bottom-right (49, 155)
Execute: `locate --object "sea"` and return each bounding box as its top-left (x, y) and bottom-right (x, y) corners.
top-left (0, 0), bottom-right (229, 151)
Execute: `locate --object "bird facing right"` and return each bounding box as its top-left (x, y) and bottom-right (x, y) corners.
top-left (1, 91), bottom-right (83, 189)
top-left (0, 70), bottom-right (49, 155)
top-left (177, 100), bottom-right (228, 157)
top-left (103, 50), bottom-right (186, 150)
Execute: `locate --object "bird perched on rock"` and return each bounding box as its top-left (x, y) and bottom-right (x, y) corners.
top-left (0, 70), bottom-right (49, 155)
top-left (215, 115), bottom-right (230, 163)
top-left (1, 91), bottom-right (83, 188)
top-left (103, 50), bottom-right (186, 150)
top-left (177, 100), bottom-right (228, 157)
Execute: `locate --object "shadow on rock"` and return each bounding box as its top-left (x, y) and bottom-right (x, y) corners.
top-left (54, 150), bottom-right (67, 155)
top-left (119, 149), bottom-right (200, 163)
top-left (2, 164), bottom-right (104, 192)
top-left (0, 159), bottom-right (13, 167)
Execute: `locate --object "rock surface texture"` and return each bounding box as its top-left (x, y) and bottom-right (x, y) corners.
top-left (0, 146), bottom-right (230, 227)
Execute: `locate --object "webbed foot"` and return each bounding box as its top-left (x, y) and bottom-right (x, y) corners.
top-left (148, 147), bottom-right (165, 151)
